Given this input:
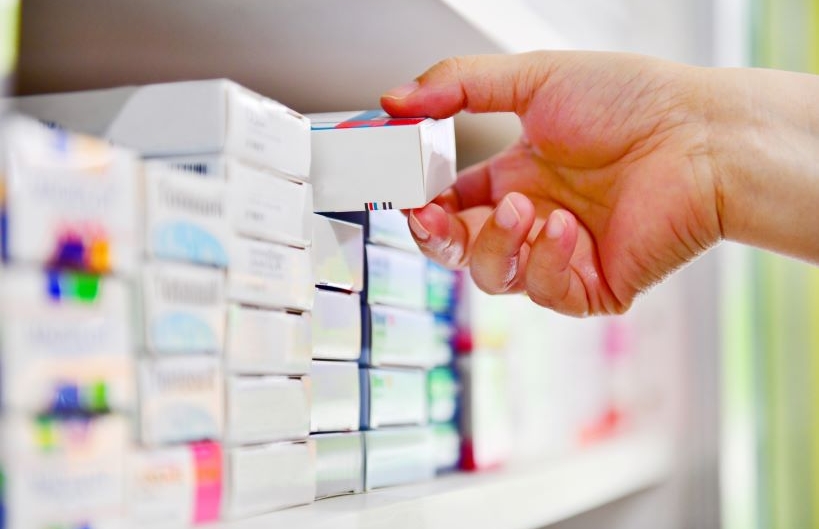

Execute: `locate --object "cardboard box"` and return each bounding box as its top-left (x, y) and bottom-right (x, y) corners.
top-left (143, 161), bottom-right (230, 267)
top-left (431, 423), bottom-right (461, 472)
top-left (226, 236), bottom-right (314, 311)
top-left (361, 304), bottom-right (438, 368)
top-left (312, 289), bottom-right (361, 361)
top-left (0, 115), bottom-right (140, 274)
top-left (323, 210), bottom-right (418, 253)
top-left (225, 376), bottom-right (310, 445)
top-left (310, 361), bottom-right (360, 433)
top-left (223, 441), bottom-right (316, 519)
top-left (312, 432), bottom-right (364, 499)
top-left (457, 352), bottom-right (511, 471)
top-left (363, 428), bottom-right (435, 490)
top-left (427, 367), bottom-right (459, 424)
top-left (360, 368), bottom-right (428, 429)
top-left (427, 261), bottom-right (458, 315)
top-left (128, 442), bottom-right (223, 527)
top-left (309, 110), bottom-right (455, 211)
top-left (162, 155), bottom-right (313, 248)
top-left (11, 80), bottom-right (311, 179)
top-left (0, 267), bottom-right (134, 413)
top-left (1, 414), bottom-right (128, 529)
top-left (138, 356), bottom-right (224, 446)
top-left (365, 243), bottom-right (427, 310)
top-left (312, 214), bottom-right (364, 291)
top-left (225, 304), bottom-right (311, 375)
top-left (141, 261), bottom-right (226, 356)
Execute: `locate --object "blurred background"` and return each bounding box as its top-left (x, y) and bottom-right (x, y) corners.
top-left (3, 1), bottom-right (819, 528)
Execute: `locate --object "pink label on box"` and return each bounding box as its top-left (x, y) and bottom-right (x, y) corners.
top-left (191, 441), bottom-right (222, 523)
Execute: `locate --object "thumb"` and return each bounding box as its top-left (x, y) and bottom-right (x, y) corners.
top-left (381, 52), bottom-right (552, 119)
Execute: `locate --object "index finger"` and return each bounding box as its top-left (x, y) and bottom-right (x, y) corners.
top-left (381, 52), bottom-right (553, 119)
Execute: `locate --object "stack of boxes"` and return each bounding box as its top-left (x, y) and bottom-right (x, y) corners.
top-left (3, 93), bottom-right (461, 523)
top-left (0, 116), bottom-right (140, 528)
top-left (12, 80), bottom-right (319, 522)
top-left (308, 110), bottom-right (458, 491)
top-left (310, 214), bottom-right (366, 498)
top-left (323, 210), bottom-right (458, 489)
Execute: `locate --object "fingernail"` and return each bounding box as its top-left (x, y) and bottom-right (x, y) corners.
top-left (546, 210), bottom-right (566, 239)
top-left (408, 211), bottom-right (430, 241)
top-left (495, 197), bottom-right (520, 230)
top-left (383, 81), bottom-right (419, 100)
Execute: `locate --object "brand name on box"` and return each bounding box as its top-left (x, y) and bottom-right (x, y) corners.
top-left (153, 275), bottom-right (221, 305)
top-left (29, 177), bottom-right (117, 213)
top-left (159, 180), bottom-right (223, 218)
top-left (153, 366), bottom-right (218, 392)
top-left (27, 321), bottom-right (115, 354)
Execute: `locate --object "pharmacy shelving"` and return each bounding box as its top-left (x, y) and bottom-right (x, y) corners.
top-left (15, 0), bottom-right (576, 167)
top-left (218, 430), bottom-right (671, 529)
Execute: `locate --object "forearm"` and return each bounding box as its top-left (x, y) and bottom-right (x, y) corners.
top-left (707, 67), bottom-right (819, 261)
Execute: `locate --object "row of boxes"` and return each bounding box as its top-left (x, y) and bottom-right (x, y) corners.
top-left (0, 75), bottom-right (461, 527)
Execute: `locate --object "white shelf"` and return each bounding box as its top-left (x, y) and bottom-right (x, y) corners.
top-left (218, 430), bottom-right (671, 529)
top-left (16, 0), bottom-right (568, 167)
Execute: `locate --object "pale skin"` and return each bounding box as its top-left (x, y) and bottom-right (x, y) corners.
top-left (380, 52), bottom-right (819, 317)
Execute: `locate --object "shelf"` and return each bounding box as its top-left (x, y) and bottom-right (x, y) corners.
top-left (218, 430), bottom-right (671, 529)
top-left (16, 0), bottom-right (572, 167)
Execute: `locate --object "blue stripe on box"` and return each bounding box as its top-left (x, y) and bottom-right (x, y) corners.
top-left (350, 110), bottom-right (384, 122)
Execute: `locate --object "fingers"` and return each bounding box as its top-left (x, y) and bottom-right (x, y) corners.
top-left (469, 193), bottom-right (535, 294)
top-left (408, 202), bottom-right (490, 269)
top-left (522, 209), bottom-right (592, 316)
top-left (381, 52), bottom-right (551, 118)
top-left (409, 202), bottom-right (622, 317)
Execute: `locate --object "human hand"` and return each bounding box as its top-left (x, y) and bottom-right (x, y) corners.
top-left (381, 52), bottom-right (722, 316)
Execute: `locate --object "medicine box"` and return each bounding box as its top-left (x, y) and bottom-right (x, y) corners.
top-left (427, 366), bottom-right (459, 424)
top-left (312, 214), bottom-right (364, 292)
top-left (143, 161), bottom-right (230, 267)
top-left (223, 441), bottom-right (316, 519)
top-left (0, 115), bottom-right (140, 274)
top-left (324, 210), bottom-right (418, 253)
top-left (363, 427), bottom-right (435, 490)
top-left (225, 304), bottom-right (311, 375)
top-left (226, 236), bottom-right (314, 311)
top-left (225, 376), bottom-right (310, 445)
top-left (128, 441), bottom-right (223, 527)
top-left (360, 367), bottom-right (428, 429)
top-left (138, 356), bottom-right (224, 446)
top-left (310, 361), bottom-right (360, 433)
top-left (312, 289), bottom-right (361, 361)
top-left (141, 261), bottom-right (226, 356)
top-left (309, 110), bottom-right (455, 212)
top-left (361, 303), bottom-right (438, 368)
top-left (312, 432), bottom-right (364, 499)
top-left (162, 154), bottom-right (313, 248)
top-left (365, 243), bottom-right (426, 310)
top-left (431, 423), bottom-right (461, 472)
top-left (0, 267), bottom-right (133, 414)
top-left (11, 79), bottom-right (311, 179)
top-left (1, 414), bottom-right (128, 529)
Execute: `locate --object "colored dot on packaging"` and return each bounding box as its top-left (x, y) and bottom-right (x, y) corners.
top-left (88, 382), bottom-right (109, 413)
top-left (74, 273), bottom-right (100, 302)
top-left (34, 416), bottom-right (57, 452)
top-left (46, 270), bottom-right (62, 301)
top-left (88, 239), bottom-right (111, 273)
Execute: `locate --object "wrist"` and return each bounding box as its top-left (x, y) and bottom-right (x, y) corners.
top-left (705, 67), bottom-right (819, 260)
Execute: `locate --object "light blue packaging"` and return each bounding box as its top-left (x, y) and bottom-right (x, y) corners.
top-left (144, 161), bottom-right (230, 267)
top-left (138, 356), bottom-right (224, 446)
top-left (141, 262), bottom-right (226, 356)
